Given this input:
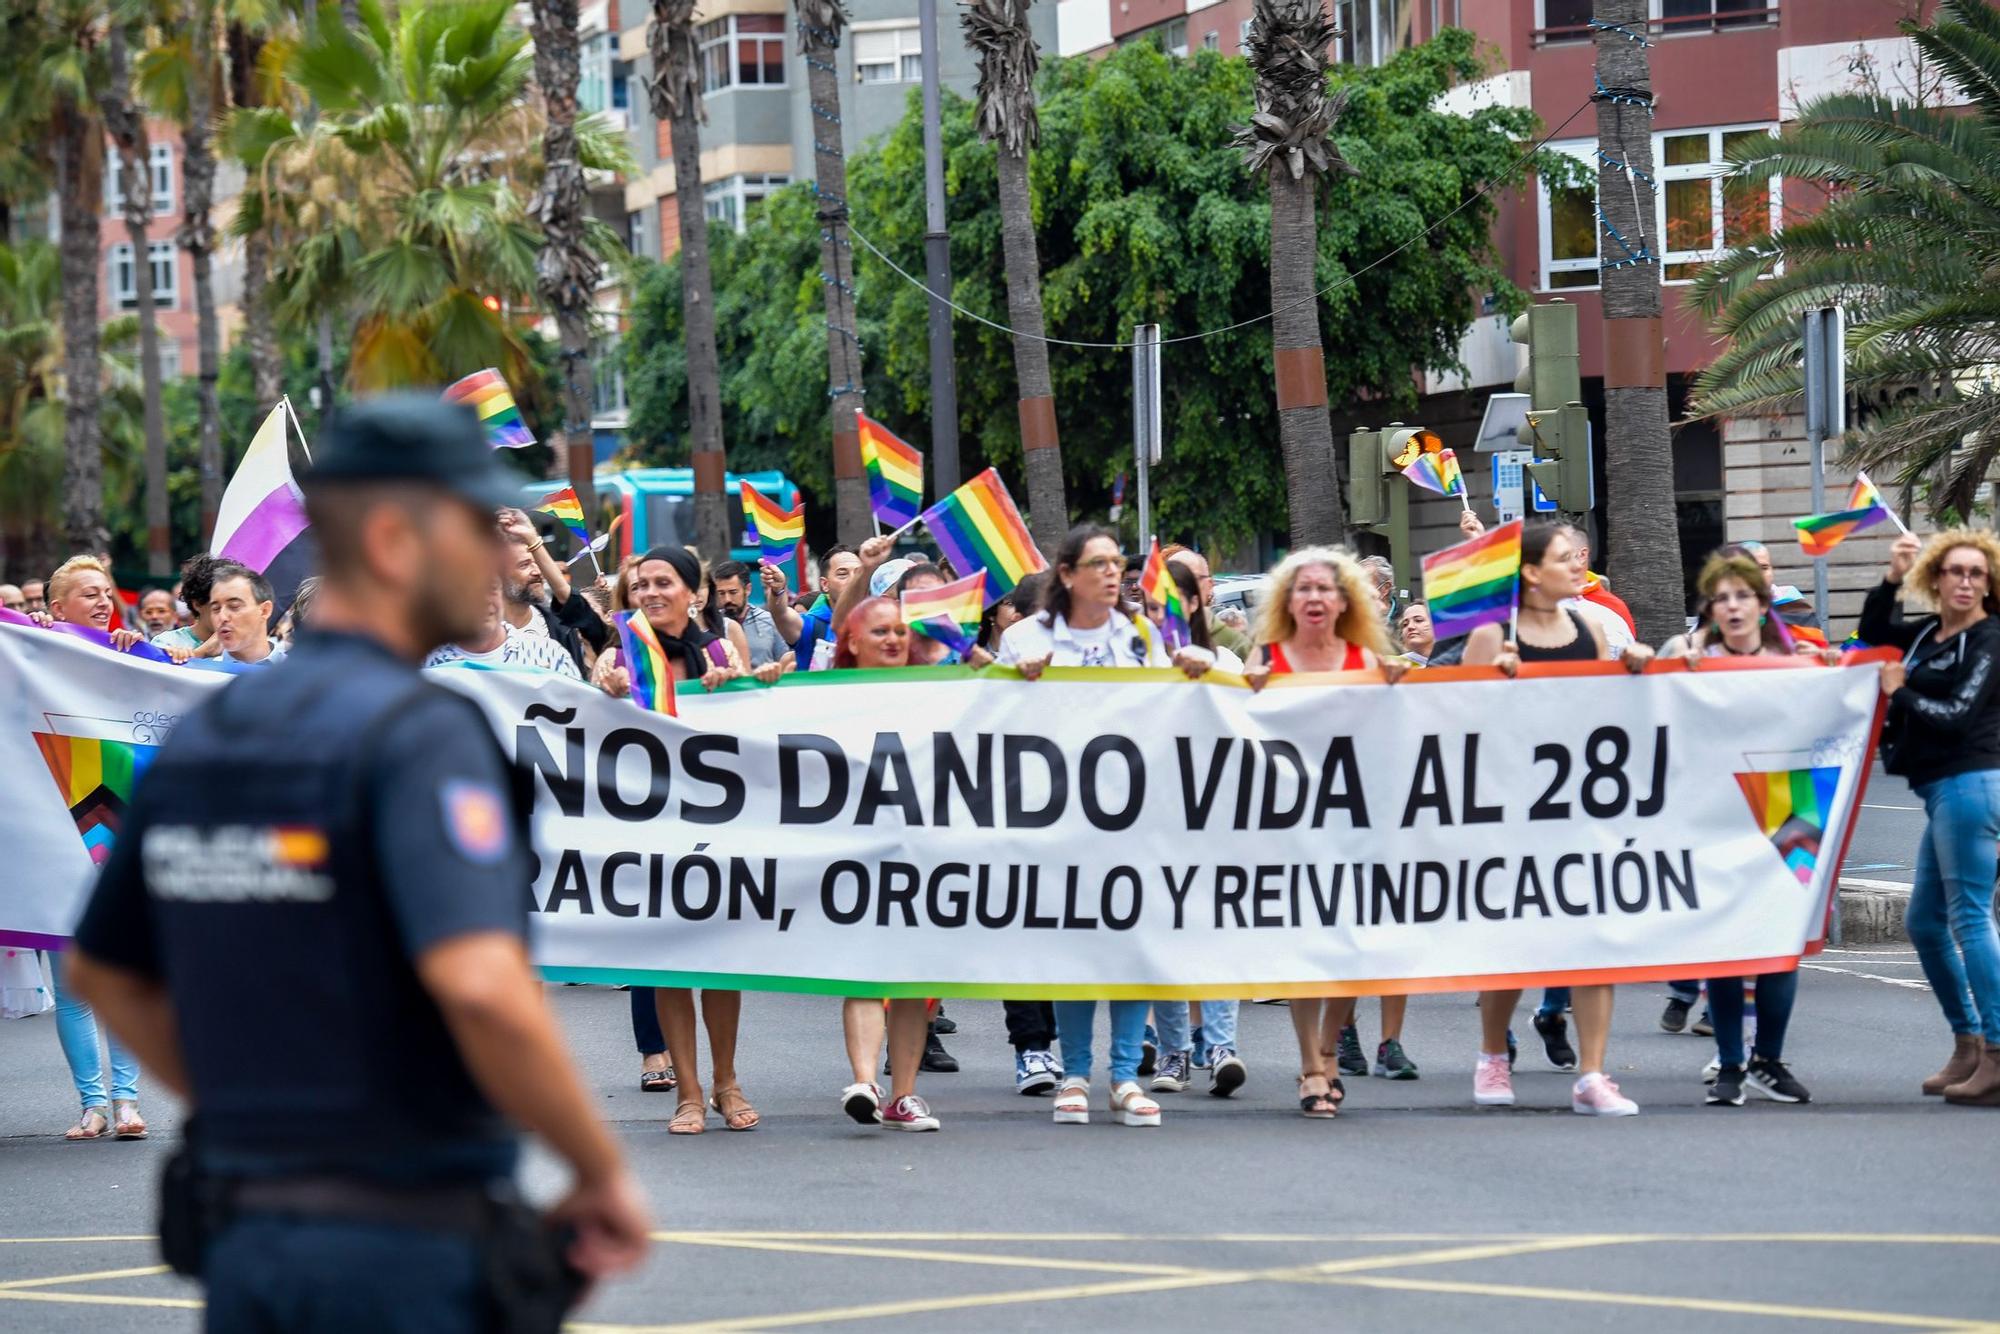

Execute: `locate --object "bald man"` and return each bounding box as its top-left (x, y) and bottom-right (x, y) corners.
top-left (0, 584), bottom-right (23, 614)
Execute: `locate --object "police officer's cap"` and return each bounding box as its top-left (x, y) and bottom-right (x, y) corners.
top-left (302, 394), bottom-right (524, 511)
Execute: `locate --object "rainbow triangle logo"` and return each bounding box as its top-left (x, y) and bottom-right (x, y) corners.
top-left (32, 733), bottom-right (159, 865)
top-left (1734, 766), bottom-right (1841, 887)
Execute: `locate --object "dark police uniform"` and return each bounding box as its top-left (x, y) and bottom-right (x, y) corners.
top-left (72, 396), bottom-right (546, 1334)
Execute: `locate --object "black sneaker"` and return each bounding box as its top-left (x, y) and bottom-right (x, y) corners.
top-left (1336, 1024), bottom-right (1369, 1077)
top-left (1138, 1027), bottom-right (1158, 1078)
top-left (1208, 1046), bottom-right (1246, 1098)
top-left (1373, 1039), bottom-right (1419, 1080)
top-left (920, 1030), bottom-right (959, 1073)
top-left (1532, 1010), bottom-right (1578, 1071)
top-left (1505, 1028), bottom-right (1518, 1068)
top-left (1660, 996), bottom-right (1693, 1033)
top-left (930, 1008), bottom-right (956, 1036)
top-left (1746, 1056), bottom-right (1811, 1104)
top-left (1706, 1064), bottom-right (1746, 1106)
top-left (1691, 1008), bottom-right (1714, 1038)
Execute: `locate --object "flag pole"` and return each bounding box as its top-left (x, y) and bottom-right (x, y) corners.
top-left (1858, 470), bottom-right (1912, 536)
top-left (883, 514), bottom-right (926, 545)
top-left (280, 395), bottom-right (314, 464)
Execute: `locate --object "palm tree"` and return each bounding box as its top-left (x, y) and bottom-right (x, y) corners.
top-left (99, 17), bottom-right (172, 578)
top-left (227, 16), bottom-right (283, 409)
top-left (1693, 0), bottom-right (2000, 521)
top-left (798, 0), bottom-right (872, 543)
top-left (527, 0), bottom-right (602, 519)
top-left (962, 0), bottom-right (1066, 553)
top-left (648, 0), bottom-right (731, 563)
top-left (1235, 0), bottom-right (1353, 546)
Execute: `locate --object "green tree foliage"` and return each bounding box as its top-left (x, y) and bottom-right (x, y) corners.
top-left (1692, 0), bottom-right (2000, 520)
top-left (626, 31), bottom-right (1538, 552)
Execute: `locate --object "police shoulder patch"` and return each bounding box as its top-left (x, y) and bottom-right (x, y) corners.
top-left (441, 779), bottom-right (510, 865)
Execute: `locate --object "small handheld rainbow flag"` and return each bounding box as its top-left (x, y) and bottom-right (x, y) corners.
top-left (442, 368), bottom-right (536, 449)
top-left (533, 485), bottom-right (590, 544)
top-left (1421, 518), bottom-right (1522, 642)
top-left (858, 412), bottom-right (924, 529)
top-left (740, 481), bottom-right (806, 585)
top-left (1793, 473), bottom-right (1894, 557)
top-left (902, 569), bottom-right (986, 657)
top-left (1137, 538), bottom-right (1189, 651)
top-left (1402, 448), bottom-right (1466, 500)
top-left (616, 610), bottom-right (676, 716)
top-left (916, 468), bottom-right (1046, 607)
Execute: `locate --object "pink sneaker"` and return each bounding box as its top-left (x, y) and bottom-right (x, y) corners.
top-left (1572, 1072), bottom-right (1640, 1116)
top-left (1473, 1055), bottom-right (1515, 1106)
top-left (881, 1094), bottom-right (940, 1132)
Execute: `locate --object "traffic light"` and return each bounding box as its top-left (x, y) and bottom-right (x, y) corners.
top-left (1508, 299), bottom-right (1593, 514)
top-left (1510, 300), bottom-right (1579, 410)
top-left (1385, 426), bottom-right (1444, 472)
top-left (1347, 427), bottom-right (1387, 527)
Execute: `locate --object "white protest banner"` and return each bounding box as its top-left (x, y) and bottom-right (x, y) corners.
top-left (0, 624), bottom-right (1886, 997)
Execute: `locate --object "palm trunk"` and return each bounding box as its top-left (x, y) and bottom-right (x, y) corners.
top-left (529, 0), bottom-right (602, 523)
top-left (102, 27), bottom-right (171, 577)
top-left (231, 23), bottom-right (283, 410)
top-left (1594, 0), bottom-right (1683, 641)
top-left (184, 4), bottom-right (223, 540)
top-left (802, 11), bottom-right (871, 544)
top-left (996, 145), bottom-right (1067, 552)
top-left (53, 107), bottom-right (107, 558)
top-left (1268, 170), bottom-right (1341, 544)
top-left (671, 111), bottom-right (731, 564)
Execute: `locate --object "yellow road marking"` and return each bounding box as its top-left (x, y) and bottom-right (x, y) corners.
top-left (652, 1234), bottom-right (1197, 1277)
top-left (0, 1290), bottom-right (201, 1311)
top-left (0, 1264), bottom-right (169, 1290)
top-left (0, 1236), bottom-right (155, 1245)
top-left (645, 1230), bottom-right (2000, 1246)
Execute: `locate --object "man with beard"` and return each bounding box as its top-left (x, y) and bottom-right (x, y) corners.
top-left (496, 507), bottom-right (610, 673)
top-left (708, 560), bottom-right (788, 668)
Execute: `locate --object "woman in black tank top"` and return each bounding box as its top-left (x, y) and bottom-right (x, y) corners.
top-left (1462, 521), bottom-right (1654, 1116)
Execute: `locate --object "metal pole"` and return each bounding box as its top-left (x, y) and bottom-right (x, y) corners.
top-left (919, 0), bottom-right (960, 497)
top-left (1133, 324), bottom-right (1160, 554)
top-left (1803, 309), bottom-right (1831, 635)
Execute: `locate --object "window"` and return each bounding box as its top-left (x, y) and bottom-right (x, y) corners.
top-left (105, 142), bottom-right (174, 216)
top-left (1158, 18), bottom-right (1188, 57)
top-left (627, 206), bottom-right (650, 262)
top-left (704, 173), bottom-right (791, 233)
top-left (156, 339), bottom-right (182, 380)
top-left (1539, 0), bottom-right (1773, 41)
top-left (108, 242), bottom-right (178, 309)
top-left (854, 24), bottom-right (921, 83)
top-left (580, 32), bottom-right (612, 113)
top-left (1335, 0), bottom-right (1420, 67)
top-left (1203, 29), bottom-right (1220, 51)
top-left (1536, 128), bottom-right (1779, 289)
top-left (592, 336), bottom-right (627, 418)
top-left (1239, 18), bottom-right (1254, 48)
top-left (699, 14), bottom-right (785, 94)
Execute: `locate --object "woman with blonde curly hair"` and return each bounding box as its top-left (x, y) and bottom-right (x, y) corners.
top-left (1863, 528), bottom-right (2000, 1106)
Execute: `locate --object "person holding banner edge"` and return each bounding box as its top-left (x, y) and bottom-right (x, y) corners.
top-left (1464, 521), bottom-right (1653, 1117)
top-left (1863, 528), bottom-right (2000, 1106)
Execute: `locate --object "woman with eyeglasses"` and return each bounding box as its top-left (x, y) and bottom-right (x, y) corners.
top-left (1862, 530), bottom-right (2000, 1106)
top-left (1463, 521), bottom-right (1653, 1116)
top-left (1661, 552), bottom-right (1838, 1107)
top-left (997, 526), bottom-right (1210, 1127)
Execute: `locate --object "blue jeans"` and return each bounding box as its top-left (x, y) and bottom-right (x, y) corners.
top-left (1666, 980), bottom-right (1702, 1005)
top-left (49, 950), bottom-right (138, 1110)
top-left (1053, 1000), bottom-right (1149, 1084)
top-left (630, 987), bottom-right (665, 1056)
top-left (1911, 771), bottom-right (2000, 1044)
top-left (1709, 970), bottom-right (1796, 1067)
top-left (205, 1214), bottom-right (486, 1333)
top-left (1153, 1000), bottom-right (1239, 1053)
top-left (1536, 988), bottom-right (1571, 1018)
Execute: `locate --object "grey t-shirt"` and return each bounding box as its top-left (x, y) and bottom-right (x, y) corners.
top-left (734, 605), bottom-right (789, 668)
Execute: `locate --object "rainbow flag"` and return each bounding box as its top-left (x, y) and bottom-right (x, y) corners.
top-left (1402, 448), bottom-right (1466, 498)
top-left (533, 485), bottom-right (590, 544)
top-left (1137, 538), bottom-right (1189, 650)
top-left (443, 368), bottom-right (535, 449)
top-left (902, 569), bottom-right (986, 656)
top-left (616, 610), bottom-right (677, 716)
top-left (1793, 474), bottom-right (1891, 557)
top-left (1421, 518), bottom-right (1521, 642)
top-left (916, 468), bottom-right (1045, 607)
top-left (1735, 766), bottom-right (1842, 886)
top-left (858, 412), bottom-right (924, 529)
top-left (33, 733), bottom-right (160, 865)
top-left (740, 481), bottom-right (806, 586)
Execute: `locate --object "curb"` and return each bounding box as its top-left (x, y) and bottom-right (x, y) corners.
top-left (1836, 879), bottom-right (1911, 946)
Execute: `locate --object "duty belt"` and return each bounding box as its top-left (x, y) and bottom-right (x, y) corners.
top-left (229, 1176), bottom-right (501, 1233)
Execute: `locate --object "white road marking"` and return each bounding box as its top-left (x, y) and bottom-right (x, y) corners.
top-left (1862, 803), bottom-right (1920, 811)
top-left (1801, 962), bottom-right (1932, 991)
top-left (1840, 877), bottom-right (1914, 892)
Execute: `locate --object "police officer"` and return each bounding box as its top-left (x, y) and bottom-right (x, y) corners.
top-left (67, 395), bottom-right (650, 1332)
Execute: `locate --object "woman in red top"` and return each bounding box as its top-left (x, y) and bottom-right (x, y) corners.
top-left (1245, 547), bottom-right (1396, 1116)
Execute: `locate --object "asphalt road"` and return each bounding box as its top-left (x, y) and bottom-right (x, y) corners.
top-left (1844, 764), bottom-right (1924, 887)
top-left (3, 961), bottom-right (1997, 1332)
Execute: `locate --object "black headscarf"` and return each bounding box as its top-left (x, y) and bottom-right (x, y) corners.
top-left (633, 546), bottom-right (722, 679)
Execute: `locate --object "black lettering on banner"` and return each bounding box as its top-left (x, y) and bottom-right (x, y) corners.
top-left (1656, 849), bottom-right (1698, 908)
top-left (1581, 727), bottom-right (1632, 818)
top-left (599, 728), bottom-right (670, 821)
top-left (1551, 852), bottom-right (1591, 916)
top-left (1305, 864), bottom-right (1342, 925)
top-left (680, 735), bottom-right (745, 824)
top-left (1513, 858), bottom-right (1552, 918)
top-left (857, 733), bottom-right (924, 826)
top-left (1232, 739), bottom-right (1256, 831)
top-left (1061, 867), bottom-right (1098, 929)
top-left (927, 863), bottom-right (971, 927)
top-left (1591, 852), bottom-right (1610, 913)
top-left (546, 849), bottom-right (593, 913)
top-left (1412, 861), bottom-right (1449, 923)
top-left (1258, 741), bottom-right (1308, 829)
top-left (1252, 864), bottom-right (1284, 927)
top-left (933, 733), bottom-right (994, 827)
top-left (1610, 841), bottom-right (1650, 912)
top-left (1311, 738), bottom-right (1370, 828)
top-left (877, 861), bottom-right (920, 926)
top-left (1004, 736), bottom-right (1068, 828)
top-left (516, 720), bottom-right (585, 817)
top-left (822, 861), bottom-right (869, 924)
top-left (1162, 865), bottom-right (1197, 928)
top-left (671, 848), bottom-right (722, 920)
top-left (601, 851), bottom-right (642, 917)
top-left (730, 857), bottom-right (776, 921)
top-left (1529, 743), bottom-right (1571, 820)
top-left (1177, 737), bottom-right (1232, 829)
top-left (975, 865), bottom-right (1022, 928)
top-left (1473, 857), bottom-right (1508, 920)
top-left (1400, 735), bottom-right (1453, 827)
top-left (1021, 865), bottom-right (1060, 928)
top-left (781, 735), bottom-right (849, 823)
top-left (1102, 867), bottom-right (1142, 930)
top-left (1635, 725), bottom-right (1670, 818)
top-left (1461, 735), bottom-right (1504, 823)
top-left (1215, 865), bottom-right (1249, 927)
top-left (1079, 736), bottom-right (1145, 831)
top-left (1371, 863), bottom-right (1409, 925)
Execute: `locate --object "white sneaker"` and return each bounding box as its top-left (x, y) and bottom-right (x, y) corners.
top-left (840, 1082), bottom-right (882, 1125)
top-left (1571, 1071), bottom-right (1640, 1116)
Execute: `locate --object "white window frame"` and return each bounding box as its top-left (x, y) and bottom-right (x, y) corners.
top-left (1202, 29), bottom-right (1220, 51)
top-left (108, 241), bottom-right (178, 310)
top-left (698, 14), bottom-right (787, 95)
top-left (1161, 17), bottom-right (1188, 57)
top-left (703, 173), bottom-right (791, 233)
top-left (1239, 18), bottom-right (1254, 48)
top-left (1537, 0), bottom-right (1776, 37)
top-left (579, 31), bottom-right (613, 114)
top-left (1535, 126), bottom-right (1781, 291)
top-left (105, 142), bottom-right (174, 217)
top-left (157, 339), bottom-right (182, 380)
top-left (853, 22), bottom-right (921, 84)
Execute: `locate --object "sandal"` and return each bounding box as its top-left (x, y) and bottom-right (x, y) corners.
top-left (112, 1100), bottom-right (147, 1140)
top-left (1297, 1074), bottom-right (1339, 1119)
top-left (711, 1085), bottom-right (760, 1132)
top-left (1108, 1080), bottom-right (1162, 1127)
top-left (668, 1100), bottom-right (707, 1135)
top-left (640, 1065), bottom-right (676, 1093)
top-left (1053, 1078), bottom-right (1090, 1125)
top-left (65, 1107), bottom-right (109, 1141)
